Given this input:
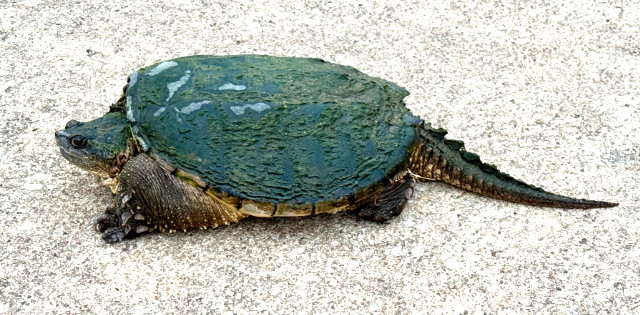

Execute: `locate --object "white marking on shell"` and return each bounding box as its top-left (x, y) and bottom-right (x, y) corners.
top-left (218, 82), bottom-right (246, 91)
top-left (147, 61), bottom-right (178, 76)
top-left (131, 125), bottom-right (149, 151)
top-left (126, 96), bottom-right (135, 122)
top-left (166, 70), bottom-right (190, 101)
top-left (230, 102), bottom-right (271, 115)
top-left (153, 106), bottom-right (166, 117)
top-left (179, 100), bottom-right (211, 114)
top-left (138, 137), bottom-right (149, 151)
top-left (128, 71), bottom-right (139, 89)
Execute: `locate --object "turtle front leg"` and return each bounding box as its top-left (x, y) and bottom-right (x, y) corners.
top-left (351, 173), bottom-right (415, 222)
top-left (95, 153), bottom-right (247, 243)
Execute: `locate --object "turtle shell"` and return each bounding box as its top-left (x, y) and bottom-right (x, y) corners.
top-left (125, 55), bottom-right (420, 214)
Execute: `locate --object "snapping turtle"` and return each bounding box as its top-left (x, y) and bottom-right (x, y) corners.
top-left (55, 55), bottom-right (617, 242)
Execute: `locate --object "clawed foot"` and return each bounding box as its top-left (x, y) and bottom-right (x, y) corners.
top-left (94, 193), bottom-right (151, 242)
top-left (351, 174), bottom-right (415, 223)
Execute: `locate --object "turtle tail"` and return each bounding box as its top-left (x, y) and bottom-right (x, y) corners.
top-left (409, 122), bottom-right (617, 209)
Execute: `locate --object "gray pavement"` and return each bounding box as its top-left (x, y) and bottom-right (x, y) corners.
top-left (1, 0), bottom-right (638, 313)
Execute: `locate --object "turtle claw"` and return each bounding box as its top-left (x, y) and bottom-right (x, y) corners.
top-left (94, 208), bottom-right (118, 232)
top-left (94, 209), bottom-right (128, 242)
top-left (93, 195), bottom-right (151, 242)
top-left (102, 226), bottom-right (126, 243)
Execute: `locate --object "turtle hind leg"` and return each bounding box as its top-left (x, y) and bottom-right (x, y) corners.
top-left (351, 173), bottom-right (415, 223)
top-left (94, 192), bottom-right (151, 243)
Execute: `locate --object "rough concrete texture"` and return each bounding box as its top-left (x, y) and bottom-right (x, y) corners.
top-left (1, 0), bottom-right (638, 313)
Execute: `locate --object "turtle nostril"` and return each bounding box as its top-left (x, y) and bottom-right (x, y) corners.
top-left (65, 120), bottom-right (83, 129)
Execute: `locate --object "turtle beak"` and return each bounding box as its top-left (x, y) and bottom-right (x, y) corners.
top-left (55, 127), bottom-right (96, 172)
top-left (55, 129), bottom-right (72, 150)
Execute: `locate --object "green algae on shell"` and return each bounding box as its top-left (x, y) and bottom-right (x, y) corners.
top-left (126, 55), bottom-right (420, 206)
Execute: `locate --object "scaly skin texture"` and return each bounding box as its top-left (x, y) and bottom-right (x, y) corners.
top-left (409, 122), bottom-right (618, 209)
top-left (95, 154), bottom-right (247, 242)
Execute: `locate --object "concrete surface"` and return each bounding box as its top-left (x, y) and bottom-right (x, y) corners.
top-left (1, 0), bottom-right (638, 313)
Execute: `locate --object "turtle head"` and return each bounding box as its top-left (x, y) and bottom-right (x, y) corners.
top-left (56, 112), bottom-right (130, 178)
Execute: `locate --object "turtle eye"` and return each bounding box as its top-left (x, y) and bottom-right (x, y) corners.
top-left (70, 135), bottom-right (88, 149)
